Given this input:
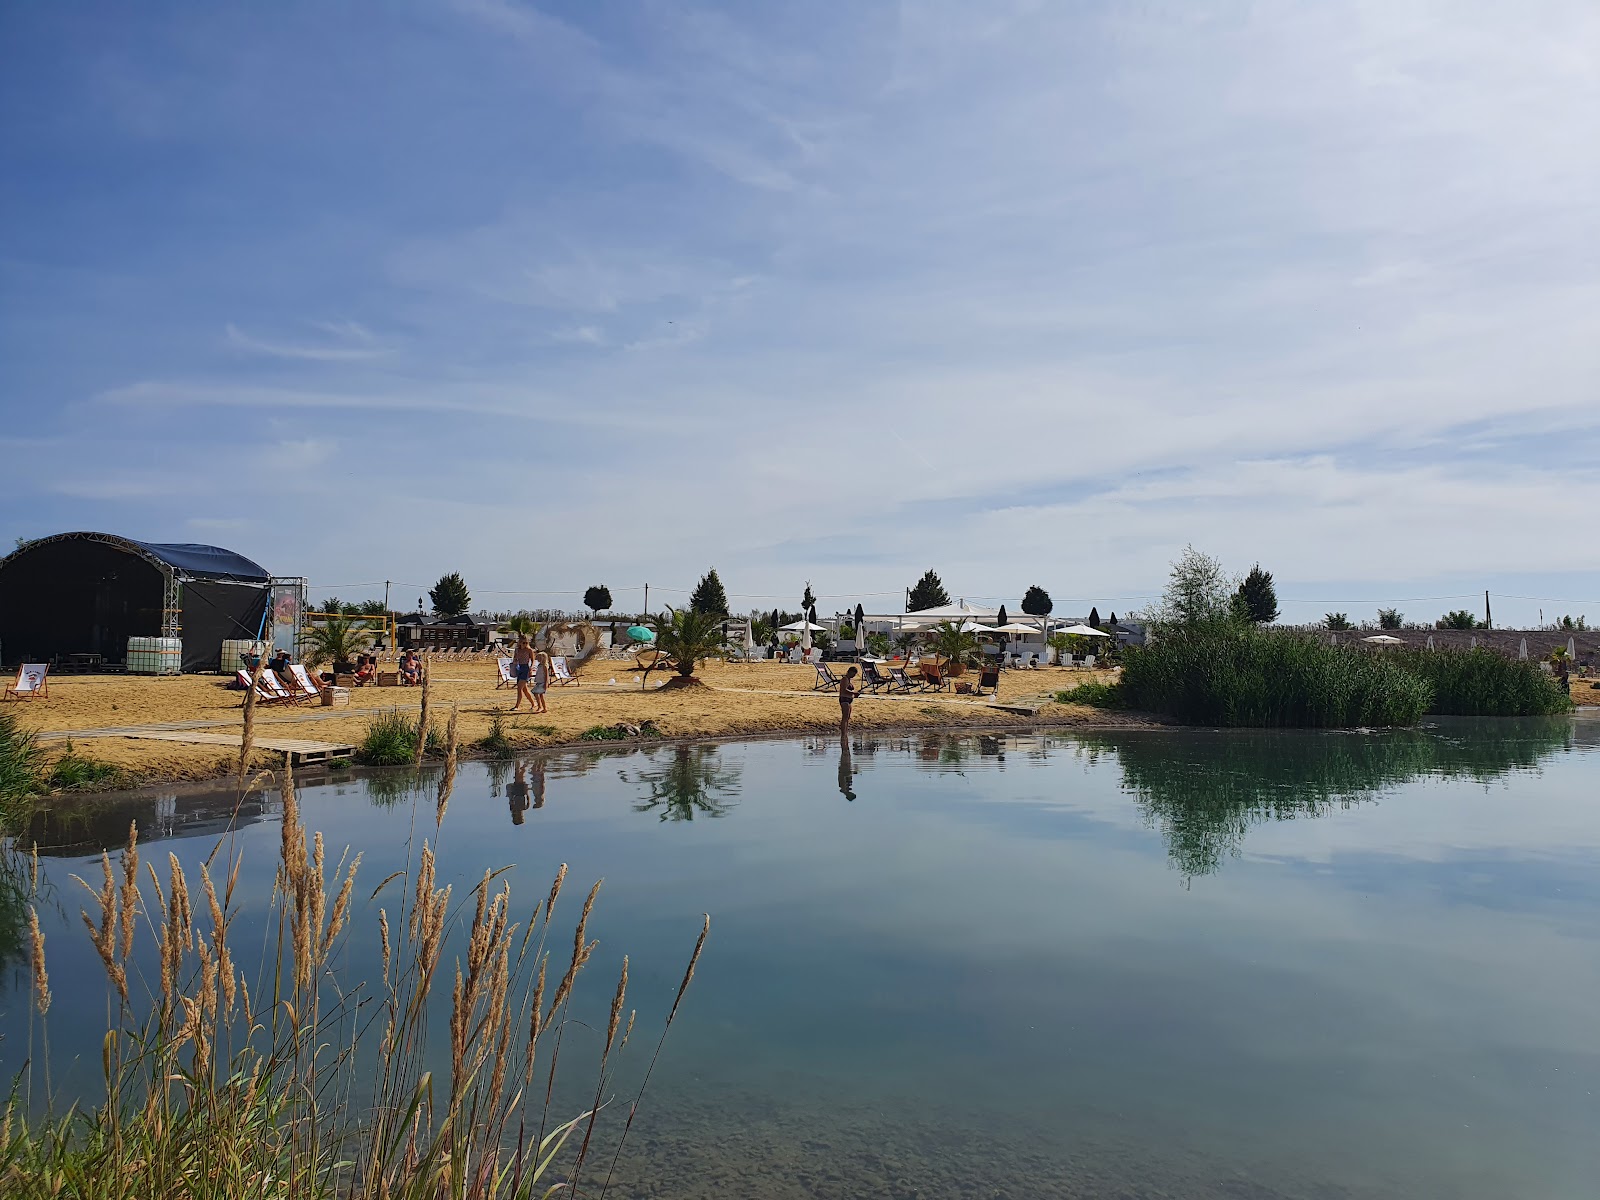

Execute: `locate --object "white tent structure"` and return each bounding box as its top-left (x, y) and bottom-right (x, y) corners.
top-left (1056, 623), bottom-right (1111, 638)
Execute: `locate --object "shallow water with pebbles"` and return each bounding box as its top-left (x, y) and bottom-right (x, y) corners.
top-left (7, 716), bottom-right (1598, 1198)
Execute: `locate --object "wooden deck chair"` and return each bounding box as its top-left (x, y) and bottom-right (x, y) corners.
top-left (4, 663), bottom-right (48, 701)
top-left (920, 662), bottom-right (950, 692)
top-left (977, 665), bottom-right (1001, 696)
top-left (495, 657), bottom-right (516, 689)
top-left (286, 664), bottom-right (324, 701)
top-left (551, 655), bottom-right (579, 686)
top-left (813, 662), bottom-right (840, 692)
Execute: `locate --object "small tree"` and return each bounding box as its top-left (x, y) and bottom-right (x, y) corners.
top-left (927, 620), bottom-right (982, 669)
top-left (584, 585), bottom-right (613, 614)
top-left (689, 569), bottom-right (728, 615)
top-left (1088, 606), bottom-right (1101, 628)
top-left (1154, 546), bottom-right (1232, 626)
top-left (1438, 610), bottom-right (1479, 630)
top-left (1234, 564), bottom-right (1279, 624)
top-left (908, 569), bottom-right (951, 612)
top-left (358, 599), bottom-right (389, 616)
top-left (801, 582), bottom-right (817, 612)
top-left (1107, 611), bottom-right (1117, 625)
top-left (299, 614), bottom-right (374, 670)
top-left (1021, 585), bottom-right (1053, 617)
top-left (1377, 608), bottom-right (1403, 630)
top-left (429, 573), bottom-right (471, 618)
top-left (1325, 613), bottom-right (1353, 631)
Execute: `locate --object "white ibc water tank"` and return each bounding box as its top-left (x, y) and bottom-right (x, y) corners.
top-left (127, 636), bottom-right (182, 675)
top-left (219, 639), bottom-right (258, 675)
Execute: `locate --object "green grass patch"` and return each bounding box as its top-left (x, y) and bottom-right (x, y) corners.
top-left (479, 713), bottom-right (515, 757)
top-left (0, 709), bottom-right (43, 832)
top-left (1055, 680), bottom-right (1126, 709)
top-left (47, 743), bottom-right (128, 792)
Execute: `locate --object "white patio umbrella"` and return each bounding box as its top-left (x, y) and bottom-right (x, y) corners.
top-left (992, 622), bottom-right (1043, 635)
top-left (1057, 623), bottom-right (1111, 638)
top-left (1364, 635), bottom-right (1404, 645)
top-left (778, 620), bottom-right (826, 631)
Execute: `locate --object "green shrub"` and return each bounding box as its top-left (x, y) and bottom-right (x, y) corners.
top-left (1120, 621), bottom-right (1431, 727)
top-left (1392, 647), bottom-right (1572, 716)
top-left (358, 710), bottom-right (444, 765)
top-left (479, 713), bottom-right (514, 757)
top-left (1056, 680), bottom-right (1126, 708)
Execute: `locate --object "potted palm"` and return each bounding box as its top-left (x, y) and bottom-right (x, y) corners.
top-left (927, 620), bottom-right (982, 677)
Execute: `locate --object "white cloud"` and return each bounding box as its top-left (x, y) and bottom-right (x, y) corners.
top-left (225, 323), bottom-right (389, 361)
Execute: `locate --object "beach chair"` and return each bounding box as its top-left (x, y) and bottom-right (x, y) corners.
top-left (236, 669), bottom-right (295, 706)
top-left (496, 657), bottom-right (516, 689)
top-left (285, 664), bottom-right (323, 702)
top-left (977, 665), bottom-right (1001, 696)
top-left (1082, 654), bottom-right (1096, 670)
top-left (551, 656), bottom-right (579, 686)
top-left (862, 662), bottom-right (895, 692)
top-left (813, 662), bottom-right (841, 692)
top-left (888, 665), bottom-right (918, 693)
top-left (920, 662), bottom-right (950, 692)
top-left (4, 663), bottom-right (48, 701)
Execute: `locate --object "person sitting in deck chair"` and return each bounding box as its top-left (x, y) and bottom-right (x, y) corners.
top-left (400, 650), bottom-right (423, 686)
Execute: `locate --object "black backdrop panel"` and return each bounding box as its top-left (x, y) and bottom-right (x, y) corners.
top-left (180, 581), bottom-right (270, 672)
top-left (0, 539), bottom-right (164, 664)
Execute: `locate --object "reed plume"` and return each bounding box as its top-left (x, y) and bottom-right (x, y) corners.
top-left (28, 906), bottom-right (49, 1016)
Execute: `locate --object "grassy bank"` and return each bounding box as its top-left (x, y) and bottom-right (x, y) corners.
top-left (1060, 624), bottom-right (1572, 726)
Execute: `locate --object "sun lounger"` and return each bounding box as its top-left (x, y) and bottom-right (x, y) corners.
top-left (551, 655), bottom-right (579, 686)
top-left (285, 665), bottom-right (323, 701)
top-left (496, 657), bottom-right (516, 688)
top-left (813, 662), bottom-right (841, 691)
top-left (4, 663), bottom-right (48, 701)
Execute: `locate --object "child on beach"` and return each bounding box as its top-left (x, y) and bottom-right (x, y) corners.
top-left (531, 650), bottom-right (552, 714)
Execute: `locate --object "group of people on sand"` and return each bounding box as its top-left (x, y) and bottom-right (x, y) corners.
top-left (508, 633), bottom-right (552, 714)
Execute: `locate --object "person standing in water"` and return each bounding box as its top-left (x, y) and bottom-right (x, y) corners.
top-left (510, 634), bottom-right (536, 711)
top-left (531, 649), bottom-right (552, 714)
top-left (839, 665), bottom-right (859, 737)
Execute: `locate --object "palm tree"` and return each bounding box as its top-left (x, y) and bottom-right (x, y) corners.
top-left (299, 613), bottom-right (375, 670)
top-left (503, 615), bottom-right (538, 639)
top-left (649, 606), bottom-right (726, 680)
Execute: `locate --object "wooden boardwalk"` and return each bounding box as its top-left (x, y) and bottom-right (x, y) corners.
top-left (117, 730), bottom-right (355, 766)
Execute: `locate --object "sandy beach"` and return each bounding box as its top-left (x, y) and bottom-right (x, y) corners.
top-left (12, 658), bottom-right (1140, 788)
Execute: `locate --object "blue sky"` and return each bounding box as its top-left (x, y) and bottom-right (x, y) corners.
top-left (2, 1), bottom-right (1596, 624)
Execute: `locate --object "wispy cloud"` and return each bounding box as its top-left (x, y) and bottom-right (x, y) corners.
top-left (225, 322), bottom-right (389, 361)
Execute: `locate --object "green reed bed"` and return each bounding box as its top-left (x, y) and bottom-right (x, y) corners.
top-left (1114, 622), bottom-right (1431, 728)
top-left (1389, 647), bottom-right (1572, 716)
top-left (1062, 625), bottom-right (1572, 726)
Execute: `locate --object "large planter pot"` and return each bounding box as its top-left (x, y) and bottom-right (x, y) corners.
top-left (945, 660), bottom-right (967, 678)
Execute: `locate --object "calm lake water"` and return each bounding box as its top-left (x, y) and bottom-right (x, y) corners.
top-left (4, 717), bottom-right (1598, 1198)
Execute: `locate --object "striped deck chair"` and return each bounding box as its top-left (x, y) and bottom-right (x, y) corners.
top-left (813, 662), bottom-right (841, 692)
top-left (4, 663), bottom-right (48, 701)
top-left (551, 656), bottom-right (579, 686)
top-left (286, 664), bottom-right (324, 701)
top-left (495, 657), bottom-right (516, 689)
top-left (236, 669), bottom-right (295, 706)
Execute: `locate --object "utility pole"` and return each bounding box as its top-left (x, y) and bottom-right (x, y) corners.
top-left (1485, 590), bottom-right (1492, 629)
top-left (384, 580), bottom-right (391, 613)
top-left (643, 583), bottom-right (648, 619)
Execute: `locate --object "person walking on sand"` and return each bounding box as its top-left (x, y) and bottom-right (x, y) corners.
top-left (531, 649), bottom-right (552, 714)
top-left (510, 634), bottom-right (536, 711)
top-left (839, 665), bottom-right (859, 737)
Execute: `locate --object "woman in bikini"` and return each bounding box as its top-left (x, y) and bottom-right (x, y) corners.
top-left (839, 665), bottom-right (859, 737)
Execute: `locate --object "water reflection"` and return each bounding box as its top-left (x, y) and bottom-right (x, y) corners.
top-left (506, 761), bottom-right (546, 824)
top-left (628, 745), bottom-right (741, 821)
top-left (837, 741), bottom-right (856, 801)
top-left (1083, 718), bottom-right (1576, 876)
